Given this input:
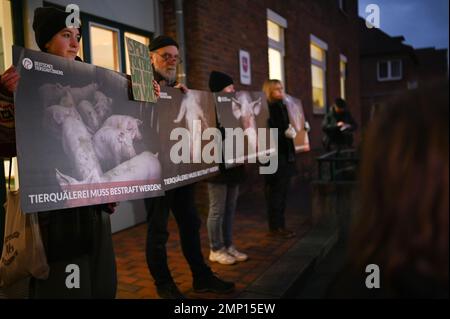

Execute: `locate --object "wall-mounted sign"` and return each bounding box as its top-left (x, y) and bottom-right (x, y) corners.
top-left (239, 50), bottom-right (251, 85)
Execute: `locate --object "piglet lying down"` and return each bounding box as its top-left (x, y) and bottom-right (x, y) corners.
top-left (56, 151), bottom-right (162, 186)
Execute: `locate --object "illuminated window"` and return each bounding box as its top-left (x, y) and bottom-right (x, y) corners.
top-left (125, 32), bottom-right (150, 75)
top-left (310, 35), bottom-right (328, 114)
top-left (0, 0), bottom-right (13, 72)
top-left (267, 9), bottom-right (287, 84)
top-left (340, 55), bottom-right (347, 100)
top-left (90, 24), bottom-right (121, 72)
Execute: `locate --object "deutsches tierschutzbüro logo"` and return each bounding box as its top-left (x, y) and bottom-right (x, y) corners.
top-left (22, 58), bottom-right (33, 70)
top-left (22, 58), bottom-right (64, 76)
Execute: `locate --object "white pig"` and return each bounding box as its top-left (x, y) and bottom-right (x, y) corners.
top-left (93, 91), bottom-right (113, 124)
top-left (77, 100), bottom-right (100, 134)
top-left (43, 105), bottom-right (82, 137)
top-left (56, 151), bottom-right (161, 186)
top-left (60, 115), bottom-right (103, 182)
top-left (102, 115), bottom-right (143, 140)
top-left (231, 92), bottom-right (262, 152)
top-left (93, 126), bottom-right (137, 171)
top-left (284, 95), bottom-right (304, 132)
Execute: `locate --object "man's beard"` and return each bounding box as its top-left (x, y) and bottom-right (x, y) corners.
top-left (154, 66), bottom-right (177, 85)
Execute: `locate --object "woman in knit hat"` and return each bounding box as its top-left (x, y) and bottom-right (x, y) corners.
top-left (206, 71), bottom-right (248, 265)
top-left (0, 6), bottom-right (119, 299)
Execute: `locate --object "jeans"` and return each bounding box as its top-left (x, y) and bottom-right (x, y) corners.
top-left (207, 183), bottom-right (240, 251)
top-left (145, 184), bottom-right (212, 287)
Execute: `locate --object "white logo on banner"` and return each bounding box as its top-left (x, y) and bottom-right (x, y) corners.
top-left (22, 58), bottom-right (33, 70)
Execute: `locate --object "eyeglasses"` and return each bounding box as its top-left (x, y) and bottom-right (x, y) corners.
top-left (153, 52), bottom-right (183, 64)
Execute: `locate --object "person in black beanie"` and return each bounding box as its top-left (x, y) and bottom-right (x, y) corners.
top-left (144, 37), bottom-right (235, 299)
top-left (1, 6), bottom-right (117, 299)
top-left (206, 71), bottom-right (248, 265)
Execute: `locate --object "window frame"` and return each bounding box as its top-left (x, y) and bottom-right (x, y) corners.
top-left (267, 9), bottom-right (287, 84)
top-left (377, 59), bottom-right (403, 82)
top-left (310, 34), bottom-right (328, 115)
top-left (340, 54), bottom-right (348, 100)
top-left (88, 21), bottom-right (122, 72)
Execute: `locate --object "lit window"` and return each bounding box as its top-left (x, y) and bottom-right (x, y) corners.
top-left (377, 60), bottom-right (403, 81)
top-left (0, 0), bottom-right (13, 72)
top-left (340, 55), bottom-right (347, 100)
top-left (90, 24), bottom-right (121, 72)
top-left (125, 32), bottom-right (150, 75)
top-left (267, 9), bottom-right (287, 84)
top-left (310, 35), bottom-right (328, 114)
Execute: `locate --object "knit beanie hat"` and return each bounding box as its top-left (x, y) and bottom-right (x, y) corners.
top-left (33, 7), bottom-right (81, 52)
top-left (209, 71), bottom-right (234, 93)
top-left (148, 35), bottom-right (179, 52)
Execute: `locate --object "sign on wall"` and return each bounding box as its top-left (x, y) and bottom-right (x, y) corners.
top-left (239, 50), bottom-right (252, 86)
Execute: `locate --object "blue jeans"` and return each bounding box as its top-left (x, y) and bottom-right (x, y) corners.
top-left (207, 183), bottom-right (240, 251)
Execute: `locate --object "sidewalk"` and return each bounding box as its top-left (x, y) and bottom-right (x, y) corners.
top-left (112, 180), bottom-right (314, 299)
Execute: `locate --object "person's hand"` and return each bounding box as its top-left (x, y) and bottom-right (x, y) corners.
top-left (174, 83), bottom-right (189, 94)
top-left (284, 124), bottom-right (297, 139)
top-left (304, 121), bottom-right (311, 132)
top-left (152, 80), bottom-right (161, 99)
top-left (0, 66), bottom-right (20, 96)
top-left (337, 121), bottom-right (345, 127)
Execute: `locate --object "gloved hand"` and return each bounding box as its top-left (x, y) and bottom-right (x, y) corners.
top-left (284, 124), bottom-right (297, 139)
top-left (304, 121), bottom-right (311, 132)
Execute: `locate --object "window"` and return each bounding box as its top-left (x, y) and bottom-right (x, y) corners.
top-left (90, 23), bottom-right (121, 72)
top-left (377, 60), bottom-right (403, 81)
top-left (340, 54), bottom-right (347, 100)
top-left (310, 35), bottom-right (328, 114)
top-left (267, 9), bottom-right (287, 84)
top-left (125, 32), bottom-right (150, 75)
top-left (338, 0), bottom-right (347, 12)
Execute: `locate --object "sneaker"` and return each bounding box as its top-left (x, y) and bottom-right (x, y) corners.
top-left (227, 246), bottom-right (248, 262)
top-left (156, 282), bottom-right (186, 299)
top-left (209, 248), bottom-right (236, 265)
top-left (193, 274), bottom-right (235, 294)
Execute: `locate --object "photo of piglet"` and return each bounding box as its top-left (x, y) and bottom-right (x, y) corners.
top-left (39, 82), bottom-right (162, 189)
top-left (284, 94), bottom-right (310, 153)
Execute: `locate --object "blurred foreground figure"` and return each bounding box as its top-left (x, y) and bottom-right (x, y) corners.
top-left (329, 83), bottom-right (449, 298)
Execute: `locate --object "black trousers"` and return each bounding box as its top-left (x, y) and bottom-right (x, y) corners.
top-left (145, 184), bottom-right (212, 287)
top-left (265, 174), bottom-right (291, 231)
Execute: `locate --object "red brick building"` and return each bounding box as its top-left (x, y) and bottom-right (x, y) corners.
top-left (162, 0), bottom-right (362, 151)
top-left (359, 18), bottom-right (448, 128)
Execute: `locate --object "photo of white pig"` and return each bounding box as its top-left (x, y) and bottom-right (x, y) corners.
top-left (76, 100), bottom-right (100, 134)
top-left (174, 91), bottom-right (210, 161)
top-left (93, 126), bottom-right (137, 172)
top-left (284, 95), bottom-right (304, 132)
top-left (102, 115), bottom-right (143, 140)
top-left (43, 104), bottom-right (82, 137)
top-left (232, 91), bottom-right (262, 152)
top-left (93, 91), bottom-right (113, 125)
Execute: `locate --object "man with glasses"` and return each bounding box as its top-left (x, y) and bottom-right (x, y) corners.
top-left (144, 36), bottom-right (235, 299)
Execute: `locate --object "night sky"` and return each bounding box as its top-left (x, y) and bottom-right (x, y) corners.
top-left (359, 0), bottom-right (449, 50)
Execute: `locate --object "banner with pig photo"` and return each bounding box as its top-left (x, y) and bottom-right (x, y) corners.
top-left (284, 95), bottom-right (310, 153)
top-left (214, 91), bottom-right (275, 169)
top-left (13, 46), bottom-right (163, 213)
top-left (156, 88), bottom-right (219, 190)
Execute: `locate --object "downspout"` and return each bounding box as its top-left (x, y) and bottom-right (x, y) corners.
top-left (175, 0), bottom-right (187, 85)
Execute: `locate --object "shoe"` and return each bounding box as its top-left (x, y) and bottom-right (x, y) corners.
top-left (209, 248), bottom-right (236, 265)
top-left (226, 246), bottom-right (248, 262)
top-left (267, 228), bottom-right (296, 239)
top-left (193, 274), bottom-right (235, 294)
top-left (156, 282), bottom-right (186, 299)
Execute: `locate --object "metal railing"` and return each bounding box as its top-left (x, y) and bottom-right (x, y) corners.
top-left (316, 148), bottom-right (360, 182)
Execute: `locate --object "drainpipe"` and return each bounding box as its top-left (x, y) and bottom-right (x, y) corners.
top-left (175, 0), bottom-right (187, 85)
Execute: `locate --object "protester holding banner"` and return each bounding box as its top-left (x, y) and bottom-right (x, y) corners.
top-left (0, 7), bottom-right (118, 298)
top-left (206, 71), bottom-right (248, 265)
top-left (262, 79), bottom-right (297, 239)
top-left (145, 36), bottom-right (235, 299)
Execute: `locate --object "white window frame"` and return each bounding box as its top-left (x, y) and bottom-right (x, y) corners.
top-left (340, 54), bottom-right (348, 99)
top-left (267, 9), bottom-right (287, 84)
top-left (89, 22), bottom-right (123, 73)
top-left (310, 34), bottom-right (328, 114)
top-left (377, 59), bottom-right (403, 82)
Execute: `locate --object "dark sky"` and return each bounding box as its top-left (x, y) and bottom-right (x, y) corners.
top-left (359, 0), bottom-right (449, 50)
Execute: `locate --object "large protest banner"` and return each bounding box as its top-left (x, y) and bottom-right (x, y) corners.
top-left (13, 47), bottom-right (163, 213)
top-left (214, 91), bottom-right (274, 169)
top-left (157, 88), bottom-right (219, 190)
top-left (285, 95), bottom-right (310, 153)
